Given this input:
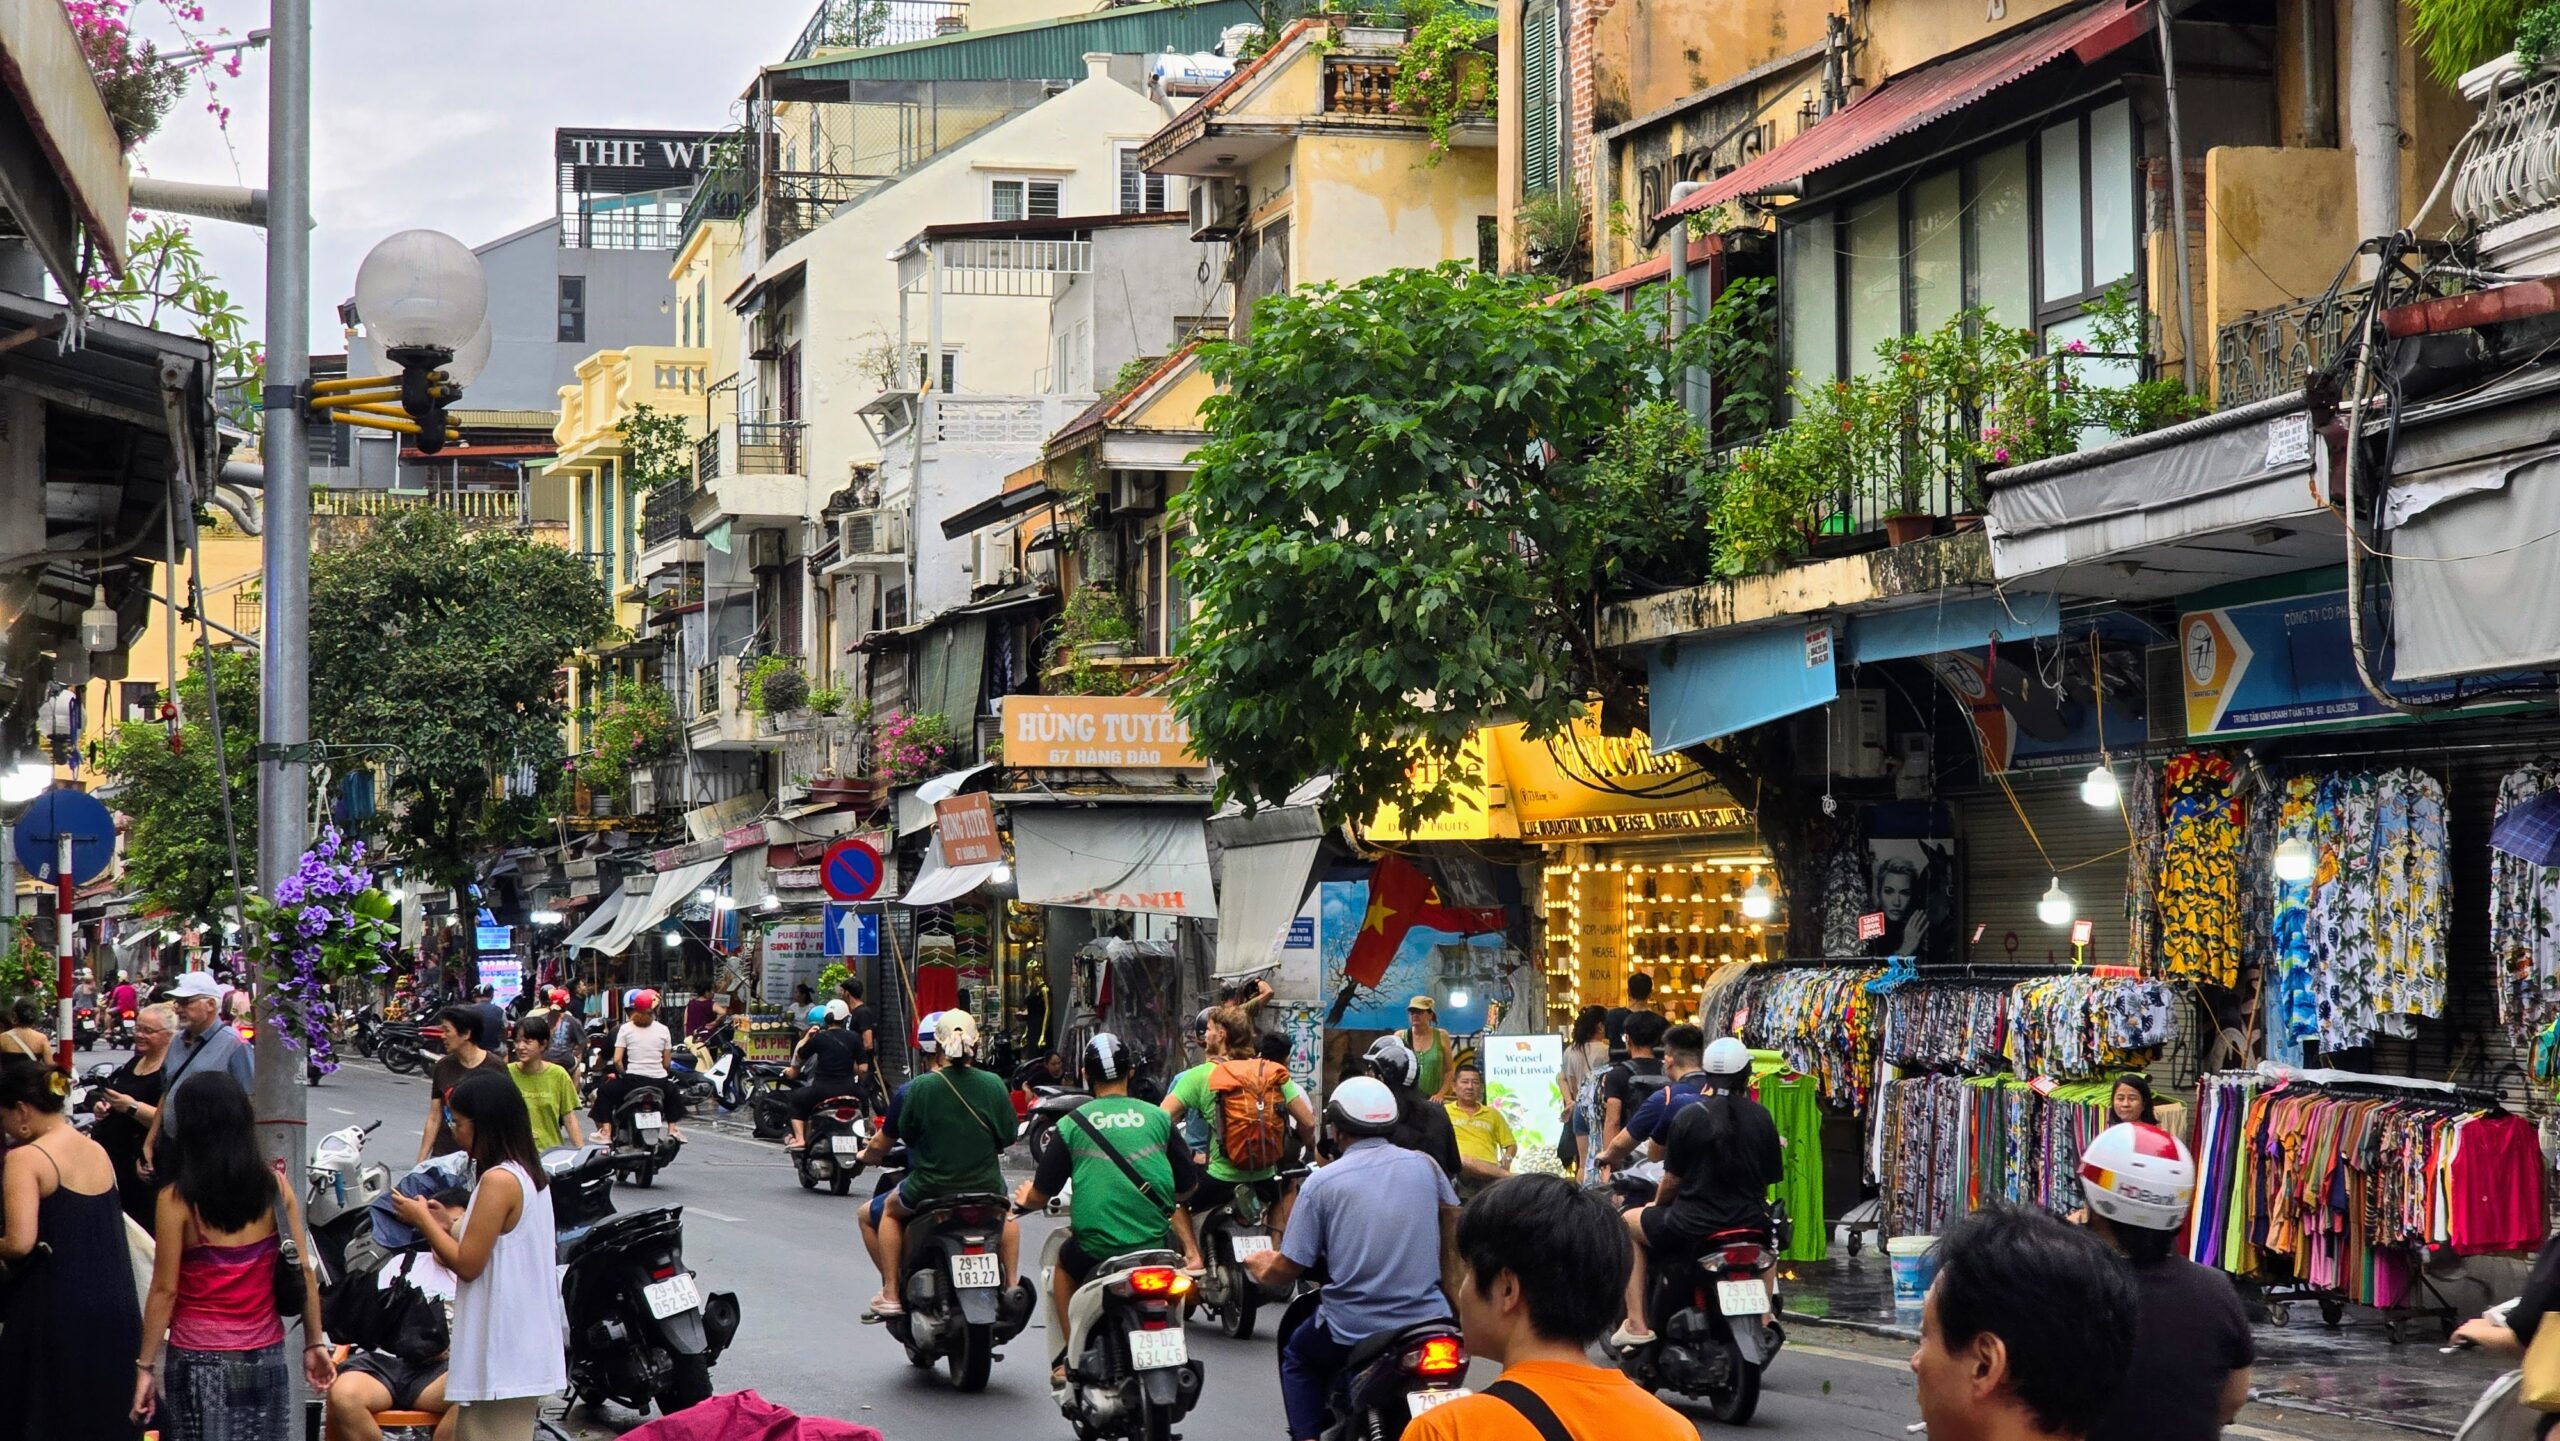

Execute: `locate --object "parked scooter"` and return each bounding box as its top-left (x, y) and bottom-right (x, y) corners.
top-left (347, 1005), bottom-right (385, 1059)
top-left (373, 1018), bottom-right (435, 1076)
top-left (1272, 1289), bottom-right (1470, 1439)
top-left (1615, 1220), bottom-right (1786, 1424)
top-left (304, 1121), bottom-right (392, 1286)
top-left (544, 1145), bottom-right (743, 1419)
top-left (1046, 1240), bottom-right (1206, 1441)
top-left (873, 1157), bottom-right (1036, 1391)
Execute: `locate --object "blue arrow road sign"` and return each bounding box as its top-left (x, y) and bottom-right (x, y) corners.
top-left (824, 904), bottom-right (879, 958)
top-left (13, 788), bottom-right (115, 886)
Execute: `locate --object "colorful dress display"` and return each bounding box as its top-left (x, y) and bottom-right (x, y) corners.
top-left (2160, 752), bottom-right (2246, 986)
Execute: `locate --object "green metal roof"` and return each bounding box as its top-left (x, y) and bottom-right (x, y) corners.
top-left (765, 0), bottom-right (1254, 84)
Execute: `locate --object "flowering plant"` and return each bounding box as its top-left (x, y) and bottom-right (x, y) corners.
top-left (579, 678), bottom-right (676, 797)
top-left (64, 1), bottom-right (186, 148)
top-left (243, 826), bottom-right (397, 1073)
top-left (874, 710), bottom-right (953, 784)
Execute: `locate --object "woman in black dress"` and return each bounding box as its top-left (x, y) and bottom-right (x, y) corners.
top-left (0, 1055), bottom-right (143, 1441)
top-left (91, 1001), bottom-right (173, 1225)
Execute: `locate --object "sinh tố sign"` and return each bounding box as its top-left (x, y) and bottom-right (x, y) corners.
top-left (1001, 696), bottom-right (1202, 769)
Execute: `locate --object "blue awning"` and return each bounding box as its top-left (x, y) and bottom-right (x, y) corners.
top-left (1649, 623), bottom-right (1841, 753)
top-left (1647, 595), bottom-right (2061, 752)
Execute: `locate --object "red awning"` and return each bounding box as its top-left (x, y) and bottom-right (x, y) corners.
top-left (1660, 0), bottom-right (2154, 221)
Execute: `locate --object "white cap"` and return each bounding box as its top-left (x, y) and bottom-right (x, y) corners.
top-left (1703, 1036), bottom-right (1753, 1076)
top-left (169, 972), bottom-right (225, 1000)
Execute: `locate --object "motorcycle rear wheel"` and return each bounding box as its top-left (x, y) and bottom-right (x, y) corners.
top-left (1218, 1264), bottom-right (1257, 1339)
top-left (382, 1048), bottom-right (418, 1075)
top-left (830, 1170), bottom-right (855, 1196)
top-left (1136, 1391), bottom-right (1175, 1441)
top-left (1708, 1353), bottom-right (1762, 1425)
top-left (797, 1161), bottom-right (819, 1190)
top-left (658, 1356), bottom-right (714, 1416)
top-left (949, 1321), bottom-right (994, 1392)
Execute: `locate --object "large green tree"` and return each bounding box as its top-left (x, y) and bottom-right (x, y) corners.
top-left (1172, 263), bottom-right (1843, 952)
top-left (94, 645), bottom-right (260, 926)
top-left (309, 508), bottom-right (612, 886)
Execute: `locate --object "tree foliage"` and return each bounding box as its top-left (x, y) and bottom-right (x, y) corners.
top-left (310, 509), bottom-right (611, 885)
top-left (1172, 263), bottom-right (1713, 826)
top-left (90, 218), bottom-right (263, 431)
top-left (95, 645), bottom-right (260, 926)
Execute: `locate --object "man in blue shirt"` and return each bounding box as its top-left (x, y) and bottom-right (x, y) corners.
top-left (1246, 1076), bottom-right (1459, 1441)
top-left (140, 971), bottom-right (256, 1172)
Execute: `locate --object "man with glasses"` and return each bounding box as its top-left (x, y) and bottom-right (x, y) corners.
top-left (138, 972), bottom-right (255, 1176)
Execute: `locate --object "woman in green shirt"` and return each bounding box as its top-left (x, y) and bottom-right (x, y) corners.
top-left (509, 1015), bottom-right (584, 1149)
top-left (1401, 995), bottom-right (1454, 1100)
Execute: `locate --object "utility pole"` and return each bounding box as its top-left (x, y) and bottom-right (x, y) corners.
top-left (253, 0), bottom-right (312, 1181)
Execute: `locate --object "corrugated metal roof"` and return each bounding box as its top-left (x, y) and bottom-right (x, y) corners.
top-left (766, 0), bottom-right (1255, 84)
top-left (1662, 0), bottom-right (2154, 221)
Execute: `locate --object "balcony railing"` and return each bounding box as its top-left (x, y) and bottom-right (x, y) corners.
top-left (694, 662), bottom-right (721, 718)
top-left (787, 0), bottom-right (969, 59)
top-left (312, 488), bottom-right (522, 524)
top-left (2216, 285), bottom-right (2366, 408)
top-left (641, 486), bottom-right (688, 547)
top-left (1326, 57), bottom-right (1401, 116)
top-left (2455, 72), bottom-right (2560, 235)
top-left (694, 420), bottom-right (807, 482)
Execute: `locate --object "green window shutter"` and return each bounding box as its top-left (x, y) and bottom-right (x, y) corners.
top-left (1521, 0), bottom-right (1561, 196)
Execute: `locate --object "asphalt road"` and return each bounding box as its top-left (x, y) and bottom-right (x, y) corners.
top-left (250, 1053), bottom-right (2427, 1441)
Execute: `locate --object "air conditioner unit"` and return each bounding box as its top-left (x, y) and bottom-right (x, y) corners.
top-left (1892, 733), bottom-right (1933, 800)
top-left (1188, 178), bottom-right (1243, 241)
top-left (841, 507), bottom-right (907, 561)
top-left (1791, 689), bottom-right (1888, 779)
top-left (628, 768), bottom-right (658, 815)
top-left (1106, 472), bottom-right (1164, 517)
top-left (747, 528), bottom-right (785, 570)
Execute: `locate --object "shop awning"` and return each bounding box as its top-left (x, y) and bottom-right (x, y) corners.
top-left (582, 857), bottom-right (726, 957)
top-left (1014, 806), bottom-right (1215, 917)
top-left (2385, 390), bottom-right (2560, 679)
top-left (559, 890), bottom-right (626, 952)
top-left (940, 480), bottom-right (1055, 540)
top-left (1985, 393), bottom-right (2343, 598)
top-left (1207, 798), bottom-right (1329, 978)
top-left (901, 846), bottom-right (1001, 907)
top-left (1648, 624), bottom-right (1839, 752)
top-left (1840, 592), bottom-right (2060, 663)
top-left (1661, 0), bottom-right (2155, 220)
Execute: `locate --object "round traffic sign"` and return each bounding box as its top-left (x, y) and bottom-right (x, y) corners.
top-left (13, 788), bottom-right (116, 885)
top-left (820, 836), bottom-right (884, 902)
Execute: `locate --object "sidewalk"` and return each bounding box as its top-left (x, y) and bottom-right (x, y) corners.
top-left (1776, 1256), bottom-right (2509, 1436)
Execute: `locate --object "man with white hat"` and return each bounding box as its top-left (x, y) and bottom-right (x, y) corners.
top-left (2080, 1122), bottom-right (2252, 1441)
top-left (139, 971), bottom-right (256, 1173)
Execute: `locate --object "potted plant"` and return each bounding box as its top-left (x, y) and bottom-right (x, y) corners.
top-left (1056, 584), bottom-right (1138, 662)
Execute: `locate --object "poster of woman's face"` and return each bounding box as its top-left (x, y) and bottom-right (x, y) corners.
top-left (1863, 839), bottom-right (1958, 964)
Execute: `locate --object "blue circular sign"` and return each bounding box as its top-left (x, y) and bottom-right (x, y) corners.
top-left (821, 837), bottom-right (883, 902)
top-left (14, 788), bottom-right (116, 885)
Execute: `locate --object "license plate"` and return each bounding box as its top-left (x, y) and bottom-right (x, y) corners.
top-left (1127, 1327), bottom-right (1187, 1370)
top-left (1717, 1279), bottom-right (1771, 1316)
top-left (643, 1274), bottom-right (701, 1319)
top-left (1229, 1234), bottom-right (1273, 1261)
top-left (951, 1253), bottom-right (1001, 1289)
top-left (830, 1135), bottom-right (862, 1156)
top-left (1407, 1388), bottom-right (1470, 1417)
top-left (635, 1112), bottom-right (663, 1131)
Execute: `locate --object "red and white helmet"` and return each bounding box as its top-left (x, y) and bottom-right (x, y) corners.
top-left (2078, 1122), bottom-right (2195, 1231)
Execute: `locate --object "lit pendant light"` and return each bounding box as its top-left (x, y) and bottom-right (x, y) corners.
top-left (1739, 877), bottom-right (1775, 921)
top-left (2080, 763), bottom-right (2120, 808)
top-left (2037, 876), bottom-right (2073, 926)
top-left (2273, 837), bottom-right (2315, 883)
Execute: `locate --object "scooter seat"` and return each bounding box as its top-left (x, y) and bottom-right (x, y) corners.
top-left (1096, 1247), bottom-right (1184, 1274)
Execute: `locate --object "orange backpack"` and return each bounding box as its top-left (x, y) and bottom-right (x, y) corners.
top-left (1206, 1058), bottom-right (1290, 1172)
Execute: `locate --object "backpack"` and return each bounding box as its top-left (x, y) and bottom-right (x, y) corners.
top-left (1206, 1058), bottom-right (1290, 1172)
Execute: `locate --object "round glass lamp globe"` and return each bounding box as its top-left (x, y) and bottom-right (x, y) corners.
top-left (442, 318), bottom-right (493, 387)
top-left (354, 230), bottom-right (487, 355)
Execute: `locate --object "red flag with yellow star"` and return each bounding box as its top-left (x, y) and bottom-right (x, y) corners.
top-left (1342, 854), bottom-right (1510, 989)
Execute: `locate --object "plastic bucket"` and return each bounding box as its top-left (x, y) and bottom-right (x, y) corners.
top-left (1886, 1234), bottom-right (1939, 1302)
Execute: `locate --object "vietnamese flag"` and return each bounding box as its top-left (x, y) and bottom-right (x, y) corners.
top-left (1342, 854), bottom-right (1511, 988)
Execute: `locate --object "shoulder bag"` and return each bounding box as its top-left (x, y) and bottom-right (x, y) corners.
top-left (1063, 1105), bottom-right (1174, 1218)
top-left (1484, 1378), bottom-right (1574, 1441)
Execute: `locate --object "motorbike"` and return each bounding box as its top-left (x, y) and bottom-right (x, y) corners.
top-left (545, 1145), bottom-right (743, 1419)
top-left (373, 1018), bottom-right (435, 1076)
top-left (1616, 1222), bottom-right (1785, 1424)
top-left (1272, 1289), bottom-right (1470, 1440)
top-left (1189, 1176), bottom-right (1293, 1340)
top-left (107, 1008), bottom-right (135, 1049)
top-left (72, 1005), bottom-right (98, 1052)
top-left (347, 1005), bottom-right (384, 1059)
top-left (784, 1090), bottom-right (874, 1194)
top-left (304, 1121), bottom-right (392, 1286)
top-left (1046, 1240), bottom-right (1205, 1441)
top-left (873, 1156), bottom-right (1036, 1391)
top-left (595, 1074), bottom-right (683, 1187)
top-left (68, 1062), bottom-right (116, 1136)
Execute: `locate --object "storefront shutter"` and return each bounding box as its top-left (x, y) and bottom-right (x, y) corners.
top-left (1521, 0), bottom-right (1561, 197)
top-left (1955, 775), bottom-right (2138, 971)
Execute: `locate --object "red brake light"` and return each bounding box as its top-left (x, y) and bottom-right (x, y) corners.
top-left (1717, 1244), bottom-right (1767, 1269)
top-left (651, 1265), bottom-right (678, 1280)
top-left (1410, 1335), bottom-right (1465, 1376)
top-left (830, 1107), bottom-right (858, 1122)
top-left (1129, 1266), bottom-right (1191, 1297)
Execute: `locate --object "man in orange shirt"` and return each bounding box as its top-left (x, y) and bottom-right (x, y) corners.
top-left (1403, 1174), bottom-right (1690, 1441)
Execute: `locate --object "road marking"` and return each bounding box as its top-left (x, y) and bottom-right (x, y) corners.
top-left (690, 1208), bottom-right (745, 1223)
top-left (326, 1107), bottom-right (356, 1116)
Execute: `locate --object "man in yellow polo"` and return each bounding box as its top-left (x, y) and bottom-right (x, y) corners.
top-left (1446, 1062), bottom-right (1516, 1199)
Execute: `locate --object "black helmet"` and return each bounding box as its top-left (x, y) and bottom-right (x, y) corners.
top-left (1083, 1031), bottom-right (1133, 1084)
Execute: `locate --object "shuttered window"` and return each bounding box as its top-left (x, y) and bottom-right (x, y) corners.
top-left (1521, 0), bottom-right (1562, 197)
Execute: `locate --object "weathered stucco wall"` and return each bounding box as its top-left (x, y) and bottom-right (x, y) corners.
top-left (2201, 144), bottom-right (2354, 401)
top-left (1295, 137), bottom-right (1498, 286)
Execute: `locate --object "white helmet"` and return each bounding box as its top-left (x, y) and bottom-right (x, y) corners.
top-left (1325, 1075), bottom-right (1401, 1138)
top-left (2078, 1122), bottom-right (2195, 1232)
top-left (1702, 1036), bottom-right (1753, 1077)
top-left (823, 999), bottom-right (851, 1024)
top-left (933, 1009), bottom-right (982, 1061)
top-left (915, 1011), bottom-right (942, 1054)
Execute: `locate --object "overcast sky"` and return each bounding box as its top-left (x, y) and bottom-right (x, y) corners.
top-left (129, 1), bottom-right (814, 356)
